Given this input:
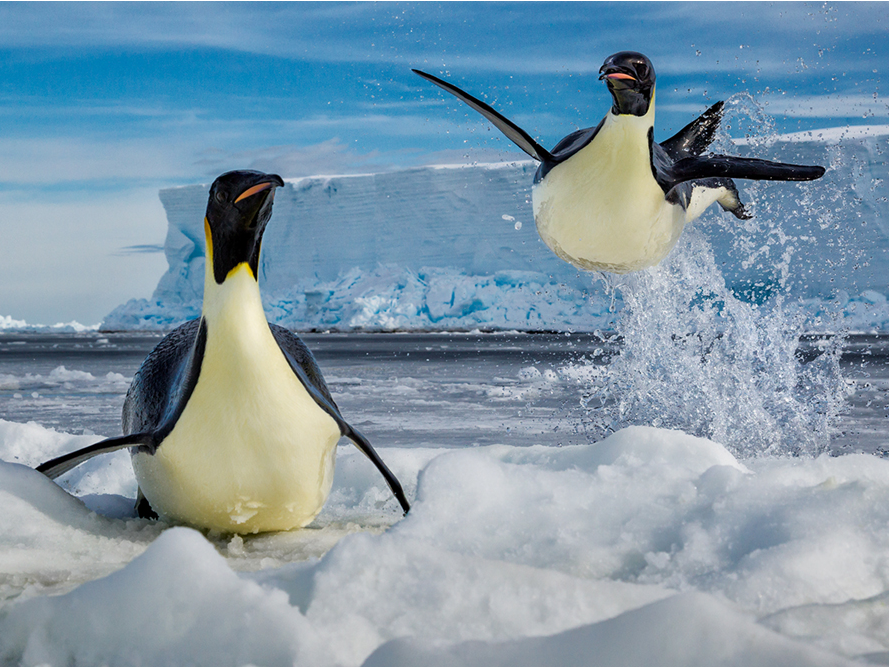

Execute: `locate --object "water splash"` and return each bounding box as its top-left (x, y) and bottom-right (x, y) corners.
top-left (570, 95), bottom-right (857, 457)
top-left (577, 229), bottom-right (850, 457)
top-left (708, 92), bottom-right (777, 154)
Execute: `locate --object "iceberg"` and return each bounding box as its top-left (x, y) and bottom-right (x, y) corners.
top-left (102, 126), bottom-right (889, 332)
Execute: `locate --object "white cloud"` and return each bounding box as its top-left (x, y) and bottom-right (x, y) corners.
top-left (193, 138), bottom-right (393, 178)
top-left (0, 3), bottom-right (882, 77)
top-left (0, 136), bottom-right (197, 185)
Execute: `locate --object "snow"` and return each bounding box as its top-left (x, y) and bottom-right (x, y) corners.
top-left (101, 121), bottom-right (889, 333)
top-left (364, 592), bottom-right (858, 667)
top-left (1, 422), bottom-right (889, 666)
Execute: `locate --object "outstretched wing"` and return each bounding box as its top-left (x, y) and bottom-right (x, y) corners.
top-left (270, 324), bottom-right (411, 515)
top-left (413, 69), bottom-right (553, 164)
top-left (655, 102), bottom-right (824, 190)
top-left (36, 432), bottom-right (154, 480)
top-left (653, 106), bottom-right (824, 221)
top-left (657, 154), bottom-right (826, 193)
top-left (36, 319), bottom-right (205, 480)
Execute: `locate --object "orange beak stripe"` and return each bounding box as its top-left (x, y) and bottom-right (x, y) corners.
top-left (234, 182), bottom-right (275, 203)
top-left (606, 72), bottom-right (636, 81)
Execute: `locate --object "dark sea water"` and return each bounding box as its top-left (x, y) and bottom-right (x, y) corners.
top-left (0, 332), bottom-right (885, 458)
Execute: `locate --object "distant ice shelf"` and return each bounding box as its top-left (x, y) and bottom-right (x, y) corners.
top-left (101, 126), bottom-right (889, 333)
top-left (0, 315), bottom-right (98, 333)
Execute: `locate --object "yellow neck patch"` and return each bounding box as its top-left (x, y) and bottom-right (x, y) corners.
top-left (227, 262), bottom-right (255, 281)
top-left (204, 218), bottom-right (213, 265)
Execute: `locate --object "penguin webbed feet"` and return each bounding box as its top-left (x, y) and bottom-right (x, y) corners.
top-left (718, 181), bottom-right (753, 220)
top-left (724, 200), bottom-right (753, 220)
top-left (135, 489), bottom-right (159, 520)
top-left (704, 176), bottom-right (754, 221)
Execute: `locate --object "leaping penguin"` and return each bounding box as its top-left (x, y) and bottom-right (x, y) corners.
top-left (37, 170), bottom-right (410, 534)
top-left (414, 52), bottom-right (826, 273)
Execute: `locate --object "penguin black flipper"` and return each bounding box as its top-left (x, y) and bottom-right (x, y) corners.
top-left (122, 318), bottom-right (206, 439)
top-left (660, 154), bottom-right (826, 193)
top-left (270, 324), bottom-right (411, 514)
top-left (340, 423), bottom-right (411, 515)
top-left (650, 107), bottom-right (818, 221)
top-left (660, 101), bottom-right (725, 159)
top-left (36, 432), bottom-right (154, 480)
top-left (36, 319), bottom-right (206, 484)
top-left (412, 69), bottom-right (553, 163)
top-left (647, 135), bottom-right (749, 220)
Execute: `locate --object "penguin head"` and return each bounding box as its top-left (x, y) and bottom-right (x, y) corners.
top-left (599, 52), bottom-right (655, 117)
top-left (204, 170), bottom-right (285, 284)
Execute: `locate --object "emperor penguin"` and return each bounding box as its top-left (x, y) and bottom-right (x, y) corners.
top-left (414, 52), bottom-right (826, 273)
top-left (37, 170), bottom-right (410, 534)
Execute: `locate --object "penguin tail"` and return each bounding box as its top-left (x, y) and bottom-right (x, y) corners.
top-left (342, 423), bottom-right (411, 515)
top-left (661, 101), bottom-right (725, 159)
top-left (413, 69), bottom-right (553, 163)
top-left (36, 432), bottom-right (155, 480)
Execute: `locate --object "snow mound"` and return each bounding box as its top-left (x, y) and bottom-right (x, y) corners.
top-left (364, 592), bottom-right (857, 667)
top-left (2, 422), bottom-right (889, 665)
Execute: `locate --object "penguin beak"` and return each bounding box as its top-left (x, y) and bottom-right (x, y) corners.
top-left (599, 69), bottom-right (637, 91)
top-left (233, 174), bottom-right (285, 228)
top-left (603, 72), bottom-right (635, 81)
top-left (235, 175), bottom-right (285, 206)
top-left (235, 181), bottom-right (276, 203)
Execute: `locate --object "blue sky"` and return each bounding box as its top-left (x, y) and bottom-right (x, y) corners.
top-left (0, 1), bottom-right (886, 324)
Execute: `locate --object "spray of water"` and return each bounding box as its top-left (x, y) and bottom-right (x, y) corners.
top-left (579, 229), bottom-right (849, 457)
top-left (571, 94), bottom-right (855, 457)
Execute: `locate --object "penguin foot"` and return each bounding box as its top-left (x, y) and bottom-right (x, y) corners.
top-left (729, 202), bottom-right (753, 220)
top-left (135, 490), bottom-right (159, 520)
top-left (714, 178), bottom-right (753, 220)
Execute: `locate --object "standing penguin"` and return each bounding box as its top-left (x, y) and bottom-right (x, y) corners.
top-left (37, 170), bottom-right (410, 534)
top-left (414, 52), bottom-right (825, 273)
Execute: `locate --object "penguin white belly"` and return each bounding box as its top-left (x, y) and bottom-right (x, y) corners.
top-left (532, 113), bottom-right (685, 273)
top-left (132, 268), bottom-right (341, 534)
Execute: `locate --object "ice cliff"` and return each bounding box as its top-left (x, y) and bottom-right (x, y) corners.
top-left (103, 126), bottom-right (889, 332)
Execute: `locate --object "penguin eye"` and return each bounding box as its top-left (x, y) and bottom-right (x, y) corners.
top-left (215, 191), bottom-right (226, 204)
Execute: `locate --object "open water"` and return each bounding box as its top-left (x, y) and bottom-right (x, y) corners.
top-left (0, 330), bottom-right (885, 460)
